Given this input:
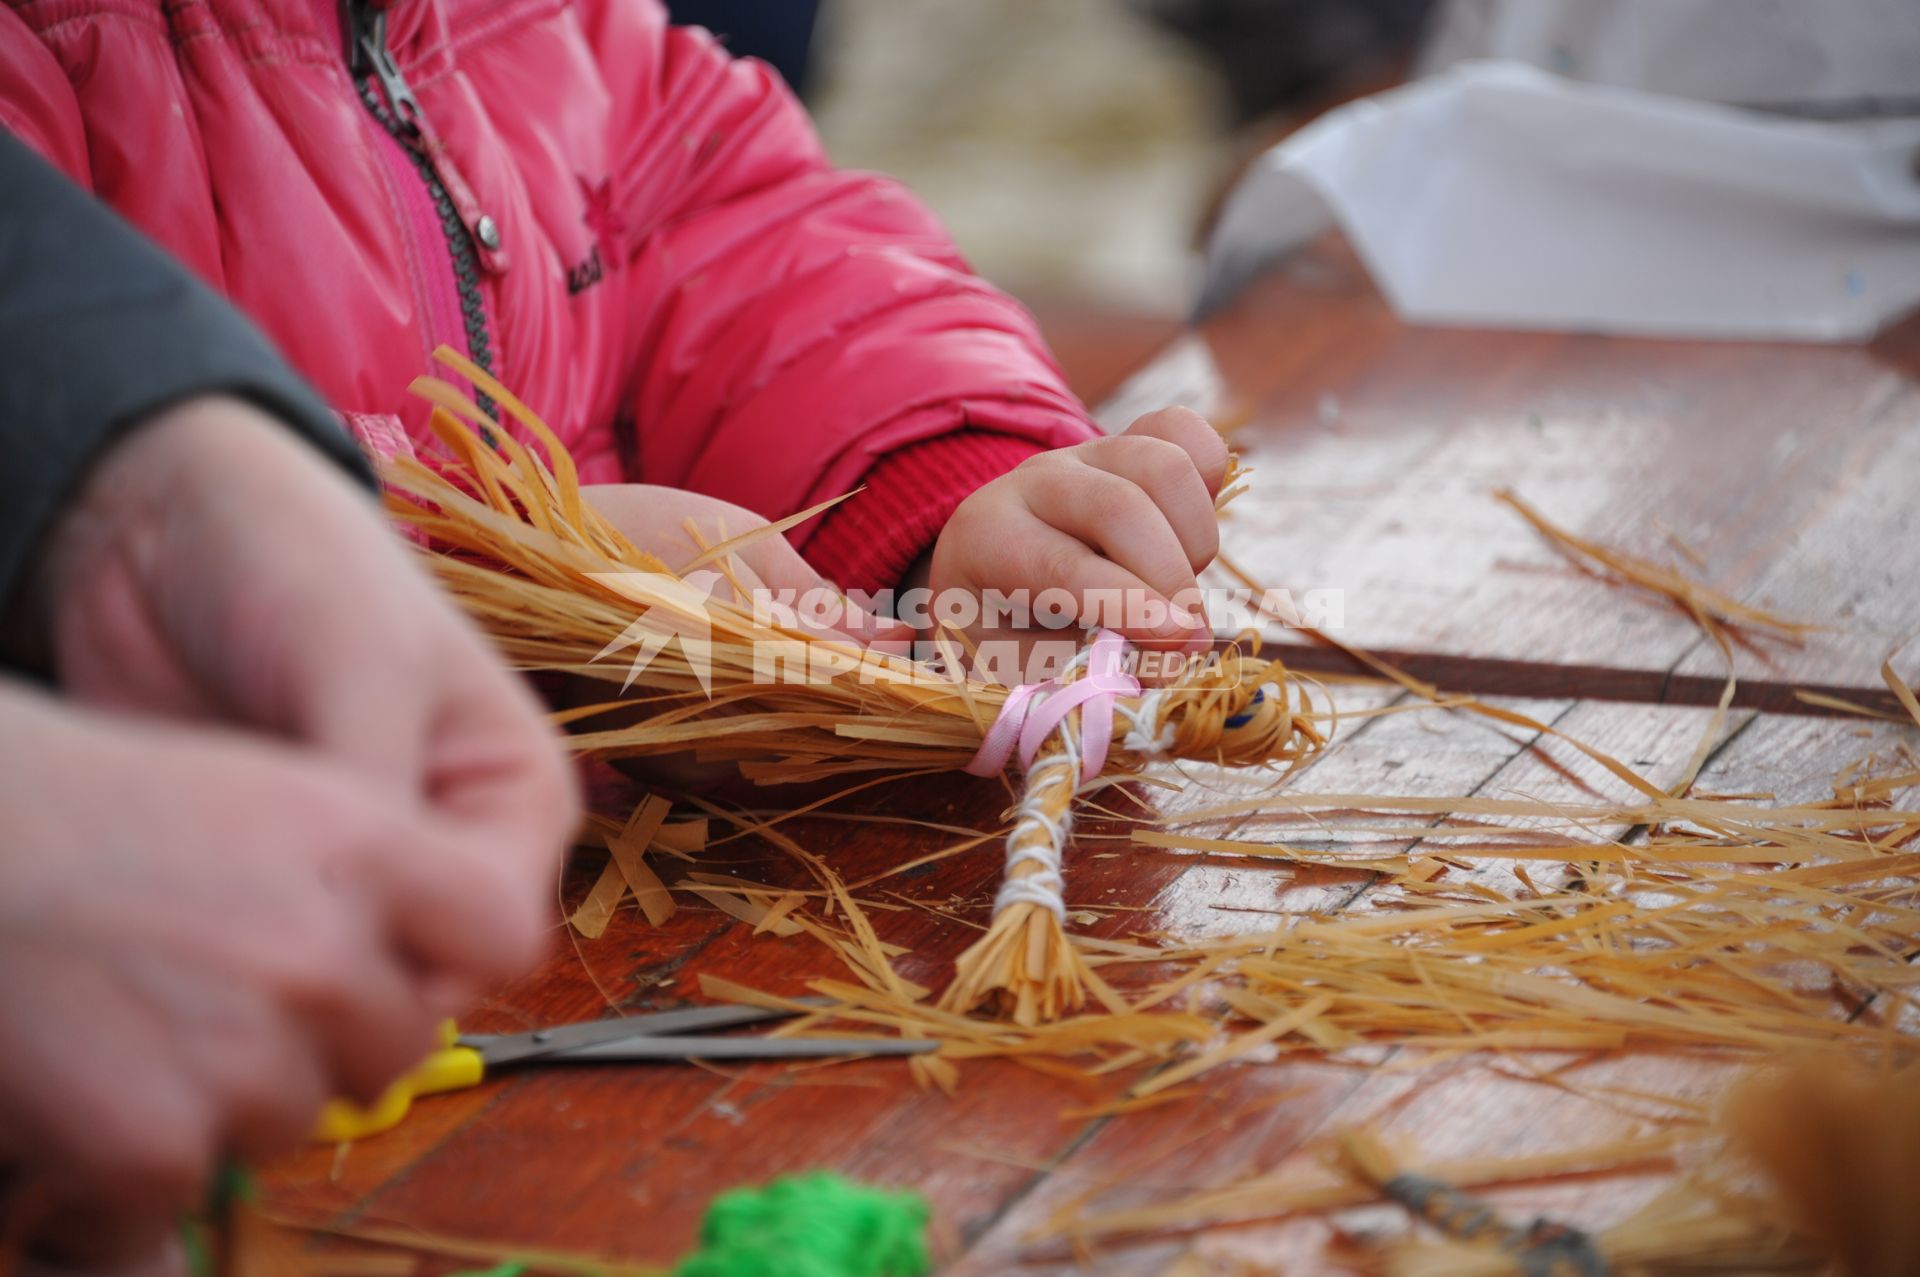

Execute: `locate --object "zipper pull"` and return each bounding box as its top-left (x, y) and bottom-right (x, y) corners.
top-left (342, 0), bottom-right (509, 274)
top-left (347, 3), bottom-right (423, 136)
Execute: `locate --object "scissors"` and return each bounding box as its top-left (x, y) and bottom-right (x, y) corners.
top-left (312, 1000), bottom-right (937, 1142)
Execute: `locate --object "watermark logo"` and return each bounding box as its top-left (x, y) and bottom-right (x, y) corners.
top-left (749, 585), bottom-right (1344, 642)
top-left (586, 570), bottom-right (723, 695)
top-left (584, 581), bottom-right (1345, 697)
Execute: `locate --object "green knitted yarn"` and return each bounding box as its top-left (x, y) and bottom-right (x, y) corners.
top-left (672, 1173), bottom-right (930, 1277)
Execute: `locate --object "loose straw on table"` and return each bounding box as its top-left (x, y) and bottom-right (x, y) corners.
top-left (387, 347), bottom-right (1325, 1021)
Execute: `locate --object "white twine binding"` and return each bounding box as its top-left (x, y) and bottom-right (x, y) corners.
top-left (995, 718), bottom-right (1082, 921)
top-left (978, 646), bottom-right (1174, 924)
top-left (1117, 688), bottom-right (1174, 754)
top-left (986, 669), bottom-right (1287, 923)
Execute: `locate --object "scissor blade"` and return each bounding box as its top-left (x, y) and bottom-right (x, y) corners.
top-left (469, 1000), bottom-right (831, 1067)
top-left (542, 1034), bottom-right (939, 1061)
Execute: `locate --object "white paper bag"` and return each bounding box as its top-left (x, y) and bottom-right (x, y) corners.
top-left (1200, 60), bottom-right (1920, 342)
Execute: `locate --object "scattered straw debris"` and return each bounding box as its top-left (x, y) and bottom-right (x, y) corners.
top-left (356, 358), bottom-right (1920, 1275)
top-left (1493, 488), bottom-right (1813, 644)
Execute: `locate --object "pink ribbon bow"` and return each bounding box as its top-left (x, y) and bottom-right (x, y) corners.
top-left (966, 630), bottom-right (1139, 786)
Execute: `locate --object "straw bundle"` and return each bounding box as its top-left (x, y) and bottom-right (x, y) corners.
top-left (384, 348), bottom-right (1325, 1020)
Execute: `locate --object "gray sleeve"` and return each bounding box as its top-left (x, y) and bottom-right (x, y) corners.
top-left (0, 131), bottom-right (375, 666)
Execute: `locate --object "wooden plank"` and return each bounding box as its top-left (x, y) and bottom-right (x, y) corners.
top-left (260, 703), bottom-right (1899, 1274)
top-left (1100, 237), bottom-right (1920, 700)
top-left (982, 1052), bottom-right (1734, 1276)
top-left (1665, 406), bottom-right (1920, 693)
top-left (951, 700), bottom-right (1737, 1274)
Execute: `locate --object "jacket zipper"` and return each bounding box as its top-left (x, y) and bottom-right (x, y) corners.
top-left (343, 0), bottom-right (501, 420)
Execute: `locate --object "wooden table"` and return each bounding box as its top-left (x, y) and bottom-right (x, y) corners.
top-left (260, 239), bottom-right (1920, 1274)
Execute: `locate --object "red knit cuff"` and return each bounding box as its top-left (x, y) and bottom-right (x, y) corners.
top-left (801, 431), bottom-right (1048, 596)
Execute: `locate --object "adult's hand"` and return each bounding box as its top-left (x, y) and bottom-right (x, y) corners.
top-left (0, 684), bottom-right (540, 1271)
top-left (8, 397), bottom-right (579, 1265)
top-left (32, 395), bottom-right (579, 976)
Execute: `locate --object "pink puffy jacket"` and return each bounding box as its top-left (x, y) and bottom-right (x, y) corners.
top-left (0, 0), bottom-right (1098, 591)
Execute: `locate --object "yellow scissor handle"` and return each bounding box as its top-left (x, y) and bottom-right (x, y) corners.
top-left (310, 1021), bottom-right (485, 1143)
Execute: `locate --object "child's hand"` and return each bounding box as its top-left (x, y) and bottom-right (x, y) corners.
top-left (582, 484), bottom-right (910, 645)
top-left (578, 484), bottom-right (915, 788)
top-left (927, 408), bottom-right (1228, 673)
